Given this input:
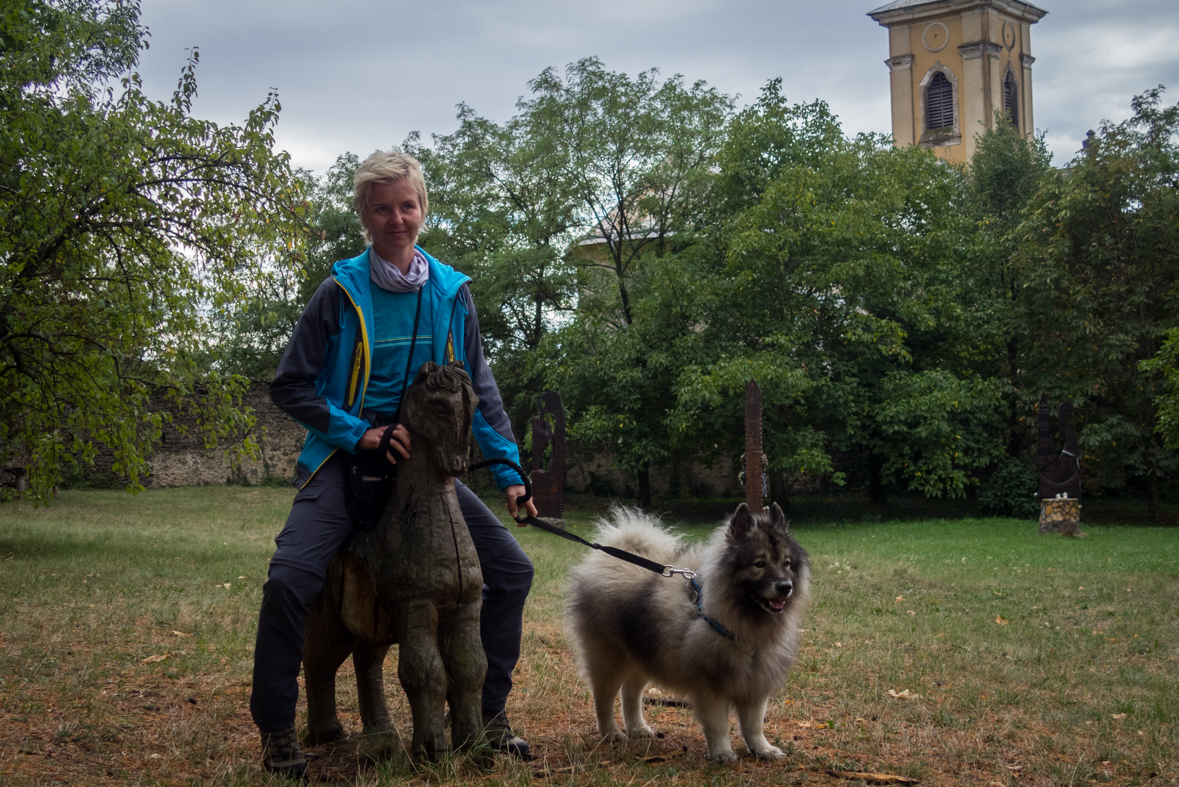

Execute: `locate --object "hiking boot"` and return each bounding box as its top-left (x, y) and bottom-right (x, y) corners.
top-left (483, 712), bottom-right (531, 759)
top-left (260, 726), bottom-right (307, 779)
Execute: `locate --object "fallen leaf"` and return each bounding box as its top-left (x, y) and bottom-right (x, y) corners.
top-left (895, 595), bottom-right (904, 602)
top-left (828, 770), bottom-right (919, 784)
top-left (171, 631), bottom-right (190, 637)
top-left (1112, 713), bottom-right (1127, 720)
top-left (995, 616), bottom-right (1009, 625)
top-left (141, 654), bottom-right (168, 663)
top-left (887, 689), bottom-right (921, 700)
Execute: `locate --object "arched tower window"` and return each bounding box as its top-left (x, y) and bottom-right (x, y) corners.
top-left (1004, 71), bottom-right (1020, 129)
top-left (926, 72), bottom-right (954, 130)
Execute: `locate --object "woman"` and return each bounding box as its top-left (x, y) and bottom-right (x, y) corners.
top-left (251, 150), bottom-right (536, 777)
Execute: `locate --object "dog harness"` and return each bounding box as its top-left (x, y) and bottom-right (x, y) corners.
top-left (686, 578), bottom-right (738, 641)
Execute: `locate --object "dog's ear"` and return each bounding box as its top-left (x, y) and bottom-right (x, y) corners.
top-left (770, 502), bottom-right (791, 533)
top-left (728, 503), bottom-right (753, 541)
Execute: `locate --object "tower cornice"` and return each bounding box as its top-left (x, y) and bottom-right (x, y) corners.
top-left (868, 0), bottom-right (1047, 26)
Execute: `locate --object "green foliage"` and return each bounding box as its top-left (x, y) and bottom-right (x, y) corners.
top-left (660, 83), bottom-right (1001, 499)
top-left (407, 106), bottom-right (580, 430)
top-left (523, 57), bottom-right (734, 328)
top-left (516, 59), bottom-right (735, 504)
top-left (210, 155), bottom-right (365, 380)
top-left (0, 0), bottom-right (304, 499)
top-left (1143, 326), bottom-right (1179, 450)
top-left (405, 70), bottom-right (1178, 507)
top-left (965, 117), bottom-right (1055, 457)
top-left (976, 456), bottom-right (1039, 518)
top-left (1015, 87), bottom-right (1179, 510)
top-left (298, 153), bottom-right (366, 306)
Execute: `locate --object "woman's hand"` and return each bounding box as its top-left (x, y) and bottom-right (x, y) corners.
top-left (357, 424), bottom-right (411, 464)
top-left (505, 484), bottom-right (538, 523)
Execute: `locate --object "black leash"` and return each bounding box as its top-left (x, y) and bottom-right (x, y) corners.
top-left (472, 457), bottom-right (734, 639)
top-left (467, 456), bottom-right (696, 579)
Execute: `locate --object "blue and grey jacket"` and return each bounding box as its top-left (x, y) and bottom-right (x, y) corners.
top-left (270, 246), bottom-right (524, 491)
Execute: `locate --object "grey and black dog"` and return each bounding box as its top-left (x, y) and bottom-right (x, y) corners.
top-left (566, 503), bottom-right (810, 763)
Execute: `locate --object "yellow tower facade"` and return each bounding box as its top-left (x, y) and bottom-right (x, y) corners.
top-left (868, 0), bottom-right (1046, 165)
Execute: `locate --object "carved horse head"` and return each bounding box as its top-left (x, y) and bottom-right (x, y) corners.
top-left (400, 361), bottom-right (479, 477)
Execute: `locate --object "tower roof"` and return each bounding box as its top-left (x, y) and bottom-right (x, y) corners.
top-left (868, 0), bottom-right (1047, 24)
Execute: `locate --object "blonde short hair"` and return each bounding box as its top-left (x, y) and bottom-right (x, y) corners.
top-left (353, 150), bottom-right (429, 240)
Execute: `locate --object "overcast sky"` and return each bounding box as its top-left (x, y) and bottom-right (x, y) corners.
top-left (133, 0), bottom-right (1179, 176)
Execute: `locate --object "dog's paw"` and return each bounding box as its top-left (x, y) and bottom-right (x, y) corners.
top-left (751, 744), bottom-right (785, 760)
top-left (598, 729), bottom-right (628, 743)
top-left (707, 749), bottom-right (739, 764)
top-left (625, 724), bottom-right (655, 739)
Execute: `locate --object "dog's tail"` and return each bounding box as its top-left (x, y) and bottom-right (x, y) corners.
top-left (588, 506), bottom-right (682, 565)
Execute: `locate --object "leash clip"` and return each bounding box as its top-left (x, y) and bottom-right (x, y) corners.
top-left (661, 565), bottom-right (698, 580)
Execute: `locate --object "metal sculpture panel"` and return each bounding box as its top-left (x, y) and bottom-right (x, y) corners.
top-left (745, 379), bottom-right (764, 513)
top-left (530, 391), bottom-right (566, 519)
top-left (1037, 393), bottom-right (1082, 534)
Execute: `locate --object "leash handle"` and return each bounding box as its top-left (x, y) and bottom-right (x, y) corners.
top-left (465, 456), bottom-right (533, 526)
top-left (465, 456), bottom-right (681, 578)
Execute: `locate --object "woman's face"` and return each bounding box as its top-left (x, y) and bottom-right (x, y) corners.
top-left (364, 179), bottom-right (422, 266)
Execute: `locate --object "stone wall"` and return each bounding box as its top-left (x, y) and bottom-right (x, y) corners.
top-left (145, 383), bottom-right (304, 487)
top-left (142, 386), bottom-right (740, 498)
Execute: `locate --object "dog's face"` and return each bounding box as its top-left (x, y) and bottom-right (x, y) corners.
top-left (723, 502), bottom-right (809, 617)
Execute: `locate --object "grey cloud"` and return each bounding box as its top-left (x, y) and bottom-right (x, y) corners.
top-left (133, 1), bottom-right (1179, 173)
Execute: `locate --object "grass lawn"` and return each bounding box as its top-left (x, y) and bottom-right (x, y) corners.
top-left (0, 486), bottom-right (1175, 786)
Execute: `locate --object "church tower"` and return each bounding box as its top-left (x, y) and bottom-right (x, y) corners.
top-left (868, 0), bottom-right (1046, 165)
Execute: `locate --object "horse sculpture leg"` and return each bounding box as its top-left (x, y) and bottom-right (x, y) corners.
top-left (440, 603), bottom-right (487, 748)
top-left (395, 601), bottom-right (449, 758)
top-left (303, 576), bottom-right (355, 747)
top-left (352, 640), bottom-right (394, 735)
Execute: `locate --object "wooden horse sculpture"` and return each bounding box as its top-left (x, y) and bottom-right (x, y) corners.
top-left (302, 361), bottom-right (486, 758)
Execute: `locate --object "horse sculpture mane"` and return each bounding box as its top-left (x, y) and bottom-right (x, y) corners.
top-left (302, 360), bottom-right (487, 758)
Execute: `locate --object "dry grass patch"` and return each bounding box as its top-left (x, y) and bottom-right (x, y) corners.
top-left (1, 490), bottom-right (1176, 786)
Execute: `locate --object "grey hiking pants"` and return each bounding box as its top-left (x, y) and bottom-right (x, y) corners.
top-left (249, 452), bottom-right (534, 733)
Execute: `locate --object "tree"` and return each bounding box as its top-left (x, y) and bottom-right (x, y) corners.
top-left (523, 58), bottom-right (733, 329)
top-left (668, 84), bottom-right (1004, 503)
top-left (1, 0), bottom-right (304, 498)
top-left (525, 59), bottom-right (734, 505)
top-left (966, 117), bottom-right (1054, 458)
top-left (1015, 87), bottom-right (1179, 515)
top-left (213, 155), bottom-right (366, 381)
top-left (408, 108), bottom-right (580, 429)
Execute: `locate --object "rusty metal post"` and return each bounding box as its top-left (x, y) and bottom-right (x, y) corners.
top-left (530, 391), bottom-right (566, 519)
top-left (745, 379), bottom-right (763, 513)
